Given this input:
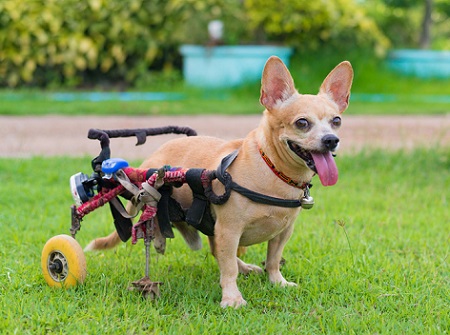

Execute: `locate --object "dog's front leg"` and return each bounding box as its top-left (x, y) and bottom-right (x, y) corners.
top-left (212, 226), bottom-right (247, 308)
top-left (265, 222), bottom-right (297, 287)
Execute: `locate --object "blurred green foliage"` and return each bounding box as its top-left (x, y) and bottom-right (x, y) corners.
top-left (0, 0), bottom-right (193, 87)
top-left (368, 0), bottom-right (450, 50)
top-left (0, 0), bottom-right (448, 88)
top-left (243, 0), bottom-right (390, 54)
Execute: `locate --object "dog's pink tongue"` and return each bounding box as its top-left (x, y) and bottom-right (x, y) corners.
top-left (311, 152), bottom-right (338, 186)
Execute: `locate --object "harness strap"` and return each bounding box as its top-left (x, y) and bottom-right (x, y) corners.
top-left (106, 170), bottom-right (140, 242)
top-left (215, 150), bottom-right (303, 208)
top-left (155, 186), bottom-right (176, 238)
top-left (185, 168), bottom-right (215, 236)
top-left (116, 168), bottom-right (175, 238)
top-left (115, 169), bottom-right (143, 215)
top-left (108, 198), bottom-right (133, 242)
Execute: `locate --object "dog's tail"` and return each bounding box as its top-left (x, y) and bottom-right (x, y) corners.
top-left (84, 231), bottom-right (121, 251)
top-left (84, 221), bottom-right (204, 252)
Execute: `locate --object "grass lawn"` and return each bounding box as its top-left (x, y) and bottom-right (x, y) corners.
top-left (1, 50), bottom-right (449, 116)
top-left (0, 148), bottom-right (448, 334)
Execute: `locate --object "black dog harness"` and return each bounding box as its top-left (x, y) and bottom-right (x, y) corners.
top-left (214, 150), bottom-right (305, 207)
top-left (160, 150), bottom-right (308, 237)
top-left (111, 150), bottom-right (310, 241)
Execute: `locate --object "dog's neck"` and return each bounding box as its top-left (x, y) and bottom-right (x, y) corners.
top-left (258, 145), bottom-right (311, 190)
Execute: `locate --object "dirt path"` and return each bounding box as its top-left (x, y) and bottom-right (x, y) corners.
top-left (1, 114), bottom-right (449, 159)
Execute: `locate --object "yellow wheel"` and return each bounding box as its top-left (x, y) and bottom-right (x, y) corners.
top-left (41, 234), bottom-right (87, 288)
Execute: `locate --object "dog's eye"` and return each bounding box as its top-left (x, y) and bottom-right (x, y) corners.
top-left (295, 118), bottom-right (310, 129)
top-left (331, 116), bottom-right (341, 127)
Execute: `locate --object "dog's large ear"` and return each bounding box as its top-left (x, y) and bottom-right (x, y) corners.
top-left (319, 61), bottom-right (354, 113)
top-left (260, 56), bottom-right (296, 111)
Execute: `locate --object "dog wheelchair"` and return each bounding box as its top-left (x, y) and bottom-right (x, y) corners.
top-left (41, 125), bottom-right (314, 298)
top-left (41, 126), bottom-right (205, 298)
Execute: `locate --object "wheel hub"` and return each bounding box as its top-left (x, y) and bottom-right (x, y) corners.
top-left (47, 251), bottom-right (69, 282)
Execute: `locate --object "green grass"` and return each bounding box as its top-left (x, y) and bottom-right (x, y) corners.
top-left (0, 149), bottom-right (449, 334)
top-left (1, 90), bottom-right (448, 116)
top-left (1, 50), bottom-right (449, 116)
top-left (0, 89), bottom-right (262, 116)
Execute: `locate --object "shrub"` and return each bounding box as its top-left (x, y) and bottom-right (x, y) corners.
top-left (0, 0), bottom-right (192, 87)
top-left (242, 0), bottom-right (390, 54)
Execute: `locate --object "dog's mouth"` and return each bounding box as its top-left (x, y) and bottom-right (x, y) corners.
top-left (288, 141), bottom-right (316, 171)
top-left (288, 141), bottom-right (338, 186)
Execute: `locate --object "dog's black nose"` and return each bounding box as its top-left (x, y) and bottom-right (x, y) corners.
top-left (322, 134), bottom-right (340, 151)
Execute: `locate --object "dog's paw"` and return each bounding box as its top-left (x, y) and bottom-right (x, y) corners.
top-left (237, 258), bottom-right (263, 275)
top-left (153, 236), bottom-right (166, 255)
top-left (268, 271), bottom-right (297, 287)
top-left (220, 295), bottom-right (247, 308)
top-left (241, 264), bottom-right (263, 275)
top-left (280, 280), bottom-right (298, 287)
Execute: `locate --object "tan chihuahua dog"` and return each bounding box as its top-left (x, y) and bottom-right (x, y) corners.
top-left (86, 56), bottom-right (353, 308)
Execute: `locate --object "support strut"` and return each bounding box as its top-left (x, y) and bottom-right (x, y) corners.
top-left (128, 219), bottom-right (162, 299)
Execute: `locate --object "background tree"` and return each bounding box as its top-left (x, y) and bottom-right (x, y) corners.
top-left (380, 0), bottom-right (449, 49)
top-left (419, 0), bottom-right (433, 48)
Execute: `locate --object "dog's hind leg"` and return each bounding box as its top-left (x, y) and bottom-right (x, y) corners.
top-left (237, 246), bottom-right (247, 257)
top-left (265, 222), bottom-right (297, 287)
top-left (172, 221), bottom-right (202, 251)
top-left (237, 257), bottom-right (263, 275)
top-left (152, 217), bottom-right (166, 254)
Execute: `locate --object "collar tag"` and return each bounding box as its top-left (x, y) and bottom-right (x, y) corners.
top-left (300, 185), bottom-right (314, 210)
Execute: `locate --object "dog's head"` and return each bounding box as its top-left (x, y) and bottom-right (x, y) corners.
top-left (260, 56), bottom-right (353, 186)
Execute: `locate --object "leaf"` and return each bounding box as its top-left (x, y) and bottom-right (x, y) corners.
top-left (101, 57), bottom-right (113, 72)
top-left (89, 0), bottom-right (102, 12)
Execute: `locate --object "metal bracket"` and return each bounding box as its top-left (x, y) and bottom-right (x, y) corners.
top-left (70, 205), bottom-right (82, 238)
